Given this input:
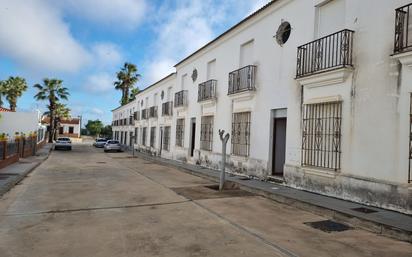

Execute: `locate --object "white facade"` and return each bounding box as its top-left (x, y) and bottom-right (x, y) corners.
top-left (112, 0), bottom-right (412, 214)
top-left (0, 111), bottom-right (46, 142)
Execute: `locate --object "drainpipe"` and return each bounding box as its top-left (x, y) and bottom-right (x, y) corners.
top-left (219, 129), bottom-right (230, 191)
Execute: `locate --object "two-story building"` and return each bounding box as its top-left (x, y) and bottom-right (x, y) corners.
top-left (112, 0), bottom-right (412, 214)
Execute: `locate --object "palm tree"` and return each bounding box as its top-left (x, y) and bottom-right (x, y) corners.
top-left (0, 80), bottom-right (5, 107)
top-left (129, 87), bottom-right (140, 101)
top-left (44, 103), bottom-right (70, 140)
top-left (33, 79), bottom-right (70, 143)
top-left (2, 76), bottom-right (28, 111)
top-left (114, 62), bottom-right (141, 105)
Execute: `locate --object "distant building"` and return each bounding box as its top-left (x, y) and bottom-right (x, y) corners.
top-left (41, 117), bottom-right (81, 138)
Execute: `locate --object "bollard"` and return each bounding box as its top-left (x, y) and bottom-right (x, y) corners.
top-left (218, 129), bottom-right (230, 191)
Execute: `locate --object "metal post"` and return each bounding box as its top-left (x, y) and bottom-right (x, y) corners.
top-left (218, 129), bottom-right (230, 191)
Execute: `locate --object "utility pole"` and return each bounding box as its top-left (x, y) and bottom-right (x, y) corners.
top-left (218, 129), bottom-right (230, 191)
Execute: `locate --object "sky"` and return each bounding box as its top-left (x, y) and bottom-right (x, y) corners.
top-left (0, 0), bottom-right (269, 125)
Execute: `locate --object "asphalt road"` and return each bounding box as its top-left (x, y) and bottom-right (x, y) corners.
top-left (0, 143), bottom-right (410, 257)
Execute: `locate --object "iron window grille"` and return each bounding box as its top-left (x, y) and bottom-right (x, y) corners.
top-left (141, 109), bottom-right (148, 120)
top-left (174, 90), bottom-right (188, 107)
top-left (150, 127), bottom-right (156, 148)
top-left (296, 29), bottom-right (354, 78)
top-left (149, 106), bottom-right (158, 118)
top-left (134, 111), bottom-right (140, 121)
top-left (231, 112), bottom-right (251, 157)
top-left (176, 118), bottom-right (185, 147)
top-left (394, 3), bottom-right (412, 54)
top-left (198, 80), bottom-right (217, 102)
top-left (134, 128), bottom-right (138, 144)
top-left (129, 116), bottom-right (134, 125)
top-left (142, 127), bottom-right (147, 146)
top-left (228, 65), bottom-right (257, 95)
top-left (301, 101), bottom-right (342, 171)
top-left (163, 126), bottom-right (171, 151)
top-left (162, 101), bottom-right (173, 116)
top-left (409, 94), bottom-right (412, 183)
top-left (200, 116), bottom-right (214, 151)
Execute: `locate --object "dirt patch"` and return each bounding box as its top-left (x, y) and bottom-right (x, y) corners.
top-left (171, 184), bottom-right (255, 200)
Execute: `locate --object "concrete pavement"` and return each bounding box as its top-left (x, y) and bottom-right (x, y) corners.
top-left (0, 144), bottom-right (411, 257)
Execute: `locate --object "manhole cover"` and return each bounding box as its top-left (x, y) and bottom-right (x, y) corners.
top-left (351, 207), bottom-right (378, 214)
top-left (304, 220), bottom-right (351, 233)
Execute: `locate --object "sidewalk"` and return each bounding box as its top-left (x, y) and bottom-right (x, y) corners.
top-left (0, 143), bottom-right (52, 197)
top-left (131, 151), bottom-right (412, 243)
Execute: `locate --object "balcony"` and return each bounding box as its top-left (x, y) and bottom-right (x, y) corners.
top-left (149, 106), bottom-right (158, 118)
top-left (228, 65), bottom-right (257, 95)
top-left (198, 80), bottom-right (217, 102)
top-left (394, 3), bottom-right (412, 54)
top-left (296, 29), bottom-right (354, 78)
top-left (162, 101), bottom-right (173, 116)
top-left (141, 109), bottom-right (148, 120)
top-left (174, 90), bottom-right (188, 108)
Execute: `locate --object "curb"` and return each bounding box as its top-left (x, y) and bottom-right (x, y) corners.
top-left (132, 151), bottom-right (412, 243)
top-left (0, 145), bottom-right (52, 197)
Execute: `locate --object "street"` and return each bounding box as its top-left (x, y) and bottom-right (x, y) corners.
top-left (0, 144), bottom-right (410, 257)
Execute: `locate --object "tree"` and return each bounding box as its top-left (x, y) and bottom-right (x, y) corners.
top-left (114, 62), bottom-right (141, 105)
top-left (85, 120), bottom-right (104, 136)
top-left (129, 87), bottom-right (140, 102)
top-left (44, 103), bottom-right (70, 140)
top-left (2, 76), bottom-right (28, 111)
top-left (33, 78), bottom-right (70, 143)
top-left (0, 80), bottom-right (5, 107)
top-left (100, 125), bottom-right (112, 138)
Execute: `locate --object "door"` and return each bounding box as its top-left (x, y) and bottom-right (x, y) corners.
top-left (272, 118), bottom-right (287, 176)
top-left (190, 118), bottom-right (196, 157)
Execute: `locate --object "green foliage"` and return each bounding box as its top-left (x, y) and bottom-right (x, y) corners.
top-left (33, 78), bottom-right (70, 142)
top-left (0, 76), bottom-right (28, 111)
top-left (85, 120), bottom-right (104, 136)
top-left (114, 62), bottom-right (141, 105)
top-left (129, 87), bottom-right (140, 102)
top-left (100, 125), bottom-right (112, 138)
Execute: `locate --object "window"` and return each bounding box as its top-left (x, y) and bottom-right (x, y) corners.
top-left (316, 0), bottom-right (345, 37)
top-left (200, 116), bottom-right (214, 151)
top-left (69, 126), bottom-right (74, 134)
top-left (231, 112), bottom-right (251, 156)
top-left (302, 101), bottom-right (342, 171)
top-left (134, 128), bottom-right (138, 144)
top-left (240, 40), bottom-right (254, 68)
top-left (207, 59), bottom-right (216, 80)
top-left (150, 127), bottom-right (156, 148)
top-left (275, 21), bottom-right (291, 45)
top-left (163, 126), bottom-right (171, 151)
top-left (142, 127), bottom-right (147, 146)
top-left (176, 118), bottom-right (185, 147)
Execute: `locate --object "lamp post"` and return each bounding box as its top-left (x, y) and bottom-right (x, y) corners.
top-left (218, 129), bottom-right (230, 191)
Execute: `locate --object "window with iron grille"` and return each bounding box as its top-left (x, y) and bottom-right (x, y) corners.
top-left (176, 118), bottom-right (185, 147)
top-left (200, 116), bottom-right (214, 151)
top-left (163, 126), bottom-right (171, 151)
top-left (142, 127), bottom-right (147, 146)
top-left (409, 94), bottom-right (412, 183)
top-left (134, 128), bottom-right (138, 144)
top-left (302, 101), bottom-right (342, 171)
top-left (231, 112), bottom-right (251, 156)
top-left (150, 127), bottom-right (156, 147)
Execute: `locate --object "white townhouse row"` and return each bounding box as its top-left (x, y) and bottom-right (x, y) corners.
top-left (112, 0), bottom-right (412, 214)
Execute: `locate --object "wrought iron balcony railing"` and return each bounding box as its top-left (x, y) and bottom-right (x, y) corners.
top-left (149, 106), bottom-right (158, 118)
top-left (394, 3), bottom-right (412, 54)
top-left (141, 109), bottom-right (148, 120)
top-left (174, 90), bottom-right (188, 107)
top-left (198, 80), bottom-right (217, 102)
top-left (228, 65), bottom-right (257, 95)
top-left (162, 101), bottom-right (173, 116)
top-left (296, 29), bottom-right (354, 78)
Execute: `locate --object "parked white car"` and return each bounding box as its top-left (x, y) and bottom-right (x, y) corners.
top-left (93, 138), bottom-right (107, 148)
top-left (104, 140), bottom-right (122, 152)
top-left (55, 137), bottom-right (72, 150)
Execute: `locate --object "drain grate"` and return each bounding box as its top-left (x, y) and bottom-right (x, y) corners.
top-left (351, 207), bottom-right (378, 214)
top-left (304, 220), bottom-right (351, 233)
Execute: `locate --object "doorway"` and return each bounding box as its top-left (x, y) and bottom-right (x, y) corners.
top-left (189, 118), bottom-right (196, 157)
top-left (271, 117), bottom-right (287, 176)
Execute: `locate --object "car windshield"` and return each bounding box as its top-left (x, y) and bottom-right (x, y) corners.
top-left (97, 139), bottom-right (107, 142)
top-left (108, 140), bottom-right (119, 144)
top-left (57, 138), bottom-right (70, 141)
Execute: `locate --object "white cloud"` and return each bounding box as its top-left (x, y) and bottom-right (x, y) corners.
top-left (84, 73), bottom-right (114, 93)
top-left (90, 107), bottom-right (104, 116)
top-left (144, 0), bottom-right (263, 84)
top-left (55, 0), bottom-right (147, 30)
top-left (91, 43), bottom-right (123, 69)
top-left (0, 0), bottom-right (90, 73)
